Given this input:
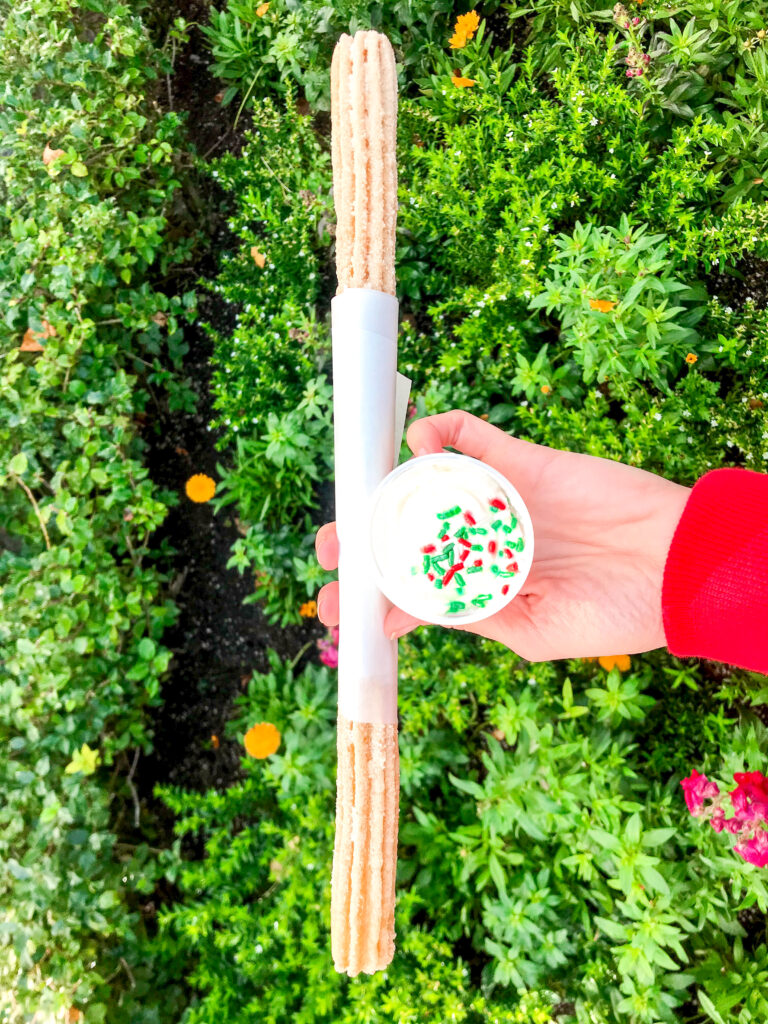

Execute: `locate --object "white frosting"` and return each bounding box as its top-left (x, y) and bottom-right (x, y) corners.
top-left (370, 458), bottom-right (529, 624)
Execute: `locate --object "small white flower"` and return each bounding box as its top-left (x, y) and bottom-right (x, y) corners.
top-left (654, 412), bottom-right (662, 421)
top-left (590, 116), bottom-right (598, 126)
top-left (711, 419), bottom-right (718, 427)
top-left (521, 401), bottom-right (529, 407)
top-left (521, 259), bottom-right (530, 265)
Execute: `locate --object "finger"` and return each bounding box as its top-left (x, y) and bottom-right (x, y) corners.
top-left (315, 522), bottom-right (339, 570)
top-left (406, 410), bottom-right (549, 485)
top-left (383, 604), bottom-right (430, 641)
top-left (316, 582), bottom-right (339, 626)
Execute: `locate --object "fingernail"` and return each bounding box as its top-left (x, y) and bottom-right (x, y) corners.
top-left (389, 627), bottom-right (409, 640)
top-left (317, 597), bottom-right (326, 622)
top-left (416, 447), bottom-right (430, 458)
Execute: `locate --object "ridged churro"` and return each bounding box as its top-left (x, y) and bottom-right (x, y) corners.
top-left (330, 30), bottom-right (400, 977)
top-left (331, 31), bottom-right (397, 296)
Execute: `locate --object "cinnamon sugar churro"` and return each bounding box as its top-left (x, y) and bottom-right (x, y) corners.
top-left (329, 30), bottom-right (400, 977)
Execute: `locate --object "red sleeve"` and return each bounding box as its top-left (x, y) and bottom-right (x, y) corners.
top-left (662, 468), bottom-right (768, 675)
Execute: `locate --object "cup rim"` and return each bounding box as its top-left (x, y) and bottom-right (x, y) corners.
top-left (368, 452), bottom-right (535, 626)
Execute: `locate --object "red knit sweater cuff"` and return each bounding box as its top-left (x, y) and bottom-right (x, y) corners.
top-left (662, 468), bottom-right (768, 675)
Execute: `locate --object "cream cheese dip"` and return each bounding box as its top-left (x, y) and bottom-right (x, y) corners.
top-left (369, 453), bottom-right (534, 626)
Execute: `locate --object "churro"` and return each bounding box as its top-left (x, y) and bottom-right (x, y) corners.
top-left (329, 30), bottom-right (400, 977)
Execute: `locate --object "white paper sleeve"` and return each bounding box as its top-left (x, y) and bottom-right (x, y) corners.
top-left (331, 289), bottom-right (400, 725)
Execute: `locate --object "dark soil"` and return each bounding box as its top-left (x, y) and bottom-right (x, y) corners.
top-left (130, 3), bottom-right (325, 841)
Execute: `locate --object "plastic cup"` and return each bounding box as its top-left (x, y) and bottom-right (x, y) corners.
top-left (369, 452), bottom-right (534, 626)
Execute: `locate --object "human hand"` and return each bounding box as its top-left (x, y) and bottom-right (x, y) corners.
top-left (315, 410), bottom-right (691, 660)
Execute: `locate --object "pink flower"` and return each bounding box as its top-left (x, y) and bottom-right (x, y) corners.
top-left (632, 16), bottom-right (640, 25)
top-left (734, 828), bottom-right (768, 868)
top-left (318, 639), bottom-right (338, 668)
top-left (731, 771), bottom-right (768, 824)
top-left (681, 770), bottom-right (720, 816)
top-left (406, 402), bottom-right (417, 422)
top-left (710, 807), bottom-right (726, 833)
top-left (331, 625), bottom-right (339, 646)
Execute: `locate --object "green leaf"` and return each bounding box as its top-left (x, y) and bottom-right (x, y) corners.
top-left (71, 161), bottom-right (88, 177)
top-left (138, 637), bottom-right (156, 660)
top-left (64, 743), bottom-right (101, 776)
top-left (697, 989), bottom-right (727, 1024)
top-left (594, 915), bottom-right (626, 941)
top-left (9, 452), bottom-right (28, 475)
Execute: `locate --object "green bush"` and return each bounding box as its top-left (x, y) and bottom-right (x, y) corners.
top-left (0, 1), bottom-right (196, 1019)
top-left (148, 634), bottom-right (768, 1024)
top-left (177, 3), bottom-right (768, 1022)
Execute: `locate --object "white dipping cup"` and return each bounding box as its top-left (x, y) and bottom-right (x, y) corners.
top-left (369, 453), bottom-right (534, 626)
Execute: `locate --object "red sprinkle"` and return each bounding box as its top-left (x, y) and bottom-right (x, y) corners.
top-left (501, 585), bottom-right (509, 595)
top-left (504, 547), bottom-right (513, 558)
top-left (463, 511), bottom-right (477, 525)
top-left (440, 534), bottom-right (449, 542)
top-left (427, 572), bottom-right (435, 581)
top-left (511, 561), bottom-right (519, 572)
top-left (457, 537), bottom-right (472, 549)
top-left (421, 544), bottom-right (437, 554)
top-left (473, 559), bottom-right (483, 567)
top-left (442, 566), bottom-right (458, 587)
top-left (506, 562), bottom-right (516, 572)
top-left (488, 541), bottom-right (497, 554)
top-left (490, 498), bottom-right (506, 510)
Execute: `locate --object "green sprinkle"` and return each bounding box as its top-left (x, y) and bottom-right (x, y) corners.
top-left (466, 565), bottom-right (482, 574)
top-left (491, 519), bottom-right (502, 531)
top-left (457, 587), bottom-right (465, 596)
top-left (491, 564), bottom-right (499, 575)
top-left (437, 505), bottom-right (461, 520)
top-left (446, 600), bottom-right (466, 613)
top-left (454, 526), bottom-right (469, 540)
top-left (434, 579), bottom-right (443, 589)
top-left (471, 544), bottom-right (483, 551)
top-left (454, 572), bottom-right (466, 587)
top-left (443, 543), bottom-right (455, 564)
top-left (437, 526), bottom-right (446, 540)
top-left (471, 594), bottom-right (492, 607)
top-left (432, 560), bottom-right (447, 576)
top-left (423, 555), bottom-right (432, 574)
top-left (509, 516), bottom-right (517, 529)
top-left (502, 525), bottom-right (513, 534)
top-left (498, 571), bottom-right (515, 577)
top-left (474, 527), bottom-right (488, 535)
top-left (516, 538), bottom-right (525, 552)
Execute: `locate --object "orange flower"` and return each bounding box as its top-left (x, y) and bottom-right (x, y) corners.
top-left (244, 722), bottom-right (281, 758)
top-left (685, 352), bottom-right (698, 365)
top-left (299, 600), bottom-right (317, 617)
top-left (541, 384), bottom-right (552, 395)
top-left (754, 178), bottom-right (764, 184)
top-left (250, 246), bottom-right (266, 267)
top-left (211, 734), bottom-right (220, 749)
top-left (589, 299), bottom-right (618, 313)
top-left (598, 654), bottom-right (631, 672)
top-left (451, 75), bottom-right (477, 88)
top-left (450, 9), bottom-right (481, 45)
top-left (449, 29), bottom-right (468, 49)
top-left (68, 1010), bottom-right (83, 1023)
top-left (185, 473), bottom-right (216, 503)
top-left (256, 2), bottom-right (270, 14)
